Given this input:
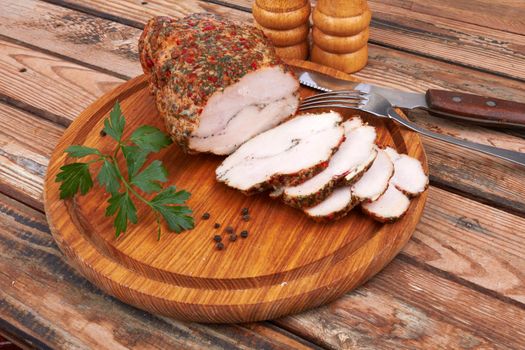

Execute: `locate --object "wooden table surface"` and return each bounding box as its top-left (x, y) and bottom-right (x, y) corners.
top-left (0, 0), bottom-right (524, 349)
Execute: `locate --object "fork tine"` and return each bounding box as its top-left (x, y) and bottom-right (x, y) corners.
top-left (300, 99), bottom-right (363, 108)
top-left (302, 95), bottom-right (364, 104)
top-left (302, 90), bottom-right (367, 102)
top-left (299, 103), bottom-right (360, 111)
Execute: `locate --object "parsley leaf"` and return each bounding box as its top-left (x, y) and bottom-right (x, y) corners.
top-left (103, 101), bottom-right (126, 142)
top-left (106, 192), bottom-right (137, 237)
top-left (122, 145), bottom-right (148, 177)
top-left (151, 186), bottom-right (193, 235)
top-left (55, 163), bottom-right (93, 199)
top-left (130, 160), bottom-right (168, 193)
top-left (97, 160), bottom-right (120, 194)
top-left (151, 186), bottom-right (191, 206)
top-left (130, 125), bottom-right (172, 152)
top-left (56, 101), bottom-right (194, 239)
top-left (156, 205), bottom-right (194, 233)
top-left (65, 145), bottom-right (101, 158)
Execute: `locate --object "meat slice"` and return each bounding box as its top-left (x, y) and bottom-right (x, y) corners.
top-left (361, 182), bottom-right (410, 222)
top-left (361, 147), bottom-right (428, 222)
top-left (304, 187), bottom-right (358, 221)
top-left (351, 148), bottom-right (394, 202)
top-left (281, 118), bottom-right (377, 208)
top-left (139, 14), bottom-right (300, 155)
top-left (216, 112), bottom-right (344, 194)
top-left (385, 147), bottom-right (428, 197)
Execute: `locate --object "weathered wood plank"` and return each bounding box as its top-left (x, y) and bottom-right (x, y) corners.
top-left (206, 0), bottom-right (525, 37)
top-left (409, 187), bottom-right (525, 304)
top-left (4, 0), bottom-right (525, 99)
top-left (276, 254), bottom-right (525, 349)
top-left (203, 0), bottom-right (525, 80)
top-left (0, 194), bottom-right (321, 349)
top-left (2, 191), bottom-right (524, 349)
top-left (367, 1), bottom-right (525, 80)
top-left (0, 103), bottom-right (64, 211)
top-left (372, 0), bottom-right (525, 36)
top-left (0, 0), bottom-right (249, 79)
top-left (0, 39), bottom-right (122, 126)
top-left (48, 0), bottom-right (251, 25)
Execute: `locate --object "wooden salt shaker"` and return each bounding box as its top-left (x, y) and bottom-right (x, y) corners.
top-left (252, 0), bottom-right (311, 60)
top-left (311, 0), bottom-right (371, 73)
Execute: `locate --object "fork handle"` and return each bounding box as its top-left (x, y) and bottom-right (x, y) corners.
top-left (426, 89), bottom-right (525, 128)
top-left (387, 108), bottom-right (525, 167)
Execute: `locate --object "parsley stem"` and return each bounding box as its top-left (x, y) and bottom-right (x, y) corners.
top-left (110, 155), bottom-right (154, 210)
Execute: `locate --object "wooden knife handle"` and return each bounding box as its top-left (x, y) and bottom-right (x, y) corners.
top-left (426, 89), bottom-right (525, 127)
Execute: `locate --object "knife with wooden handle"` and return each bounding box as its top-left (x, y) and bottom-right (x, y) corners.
top-left (296, 68), bottom-right (525, 128)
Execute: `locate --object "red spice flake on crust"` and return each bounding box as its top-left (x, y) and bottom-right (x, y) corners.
top-left (138, 13), bottom-right (286, 151)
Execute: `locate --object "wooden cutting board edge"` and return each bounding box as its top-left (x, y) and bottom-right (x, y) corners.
top-left (43, 60), bottom-right (428, 323)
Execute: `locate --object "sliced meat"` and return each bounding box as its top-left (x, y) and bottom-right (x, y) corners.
top-left (304, 187), bottom-right (358, 222)
top-left (216, 112), bottom-right (344, 194)
top-left (351, 148), bottom-right (394, 202)
top-left (139, 14), bottom-right (300, 155)
top-left (385, 147), bottom-right (428, 197)
top-left (282, 119), bottom-right (377, 208)
top-left (361, 182), bottom-right (410, 222)
top-left (384, 146), bottom-right (400, 162)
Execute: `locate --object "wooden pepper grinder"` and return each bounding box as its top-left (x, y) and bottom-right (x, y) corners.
top-left (311, 0), bottom-right (371, 73)
top-left (252, 0), bottom-right (311, 60)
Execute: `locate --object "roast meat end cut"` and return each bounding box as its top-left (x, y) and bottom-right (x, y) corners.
top-left (139, 14), bottom-right (300, 155)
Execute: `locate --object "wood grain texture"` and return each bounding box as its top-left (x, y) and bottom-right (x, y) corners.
top-left (0, 38), bottom-right (122, 126)
top-left (407, 187), bottom-right (525, 304)
top-left (366, 1), bottom-right (525, 81)
top-left (205, 0), bottom-right (525, 80)
top-left (371, 0), bottom-right (525, 36)
top-left (426, 89), bottom-right (525, 127)
top-left (0, 103), bottom-right (64, 211)
top-left (0, 193), bottom-right (321, 349)
top-left (252, 0), bottom-right (310, 59)
top-left (276, 254), bottom-right (525, 349)
top-left (43, 61), bottom-right (427, 323)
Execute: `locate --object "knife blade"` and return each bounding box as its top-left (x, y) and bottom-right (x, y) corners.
top-left (296, 69), bottom-right (427, 109)
top-left (294, 67), bottom-right (525, 128)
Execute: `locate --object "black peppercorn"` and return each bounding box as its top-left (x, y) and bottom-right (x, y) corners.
top-left (216, 242), bottom-right (224, 250)
top-left (225, 226), bottom-right (234, 234)
top-left (100, 129), bottom-right (107, 137)
top-left (242, 214), bottom-right (250, 222)
top-left (241, 207), bottom-right (249, 215)
top-left (240, 230), bottom-right (248, 238)
top-left (202, 212), bottom-right (210, 220)
top-left (229, 234), bottom-right (237, 242)
top-left (213, 235), bottom-right (222, 242)
top-left (213, 223), bottom-right (220, 229)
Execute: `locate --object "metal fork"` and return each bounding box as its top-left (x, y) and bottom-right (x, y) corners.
top-left (299, 91), bottom-right (525, 167)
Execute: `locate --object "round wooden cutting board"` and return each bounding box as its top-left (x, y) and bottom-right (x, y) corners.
top-left (44, 60), bottom-right (428, 323)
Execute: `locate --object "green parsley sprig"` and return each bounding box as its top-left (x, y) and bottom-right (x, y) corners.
top-left (56, 101), bottom-right (194, 239)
